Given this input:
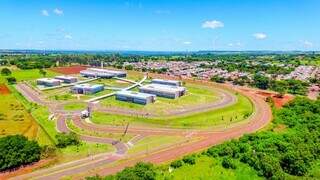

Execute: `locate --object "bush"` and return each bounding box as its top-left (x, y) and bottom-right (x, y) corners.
top-left (221, 158), bottom-right (237, 169)
top-left (6, 77), bottom-right (16, 84)
top-left (170, 160), bottom-right (183, 168)
top-left (0, 135), bottom-right (41, 171)
top-left (1, 68), bottom-right (11, 76)
top-left (115, 162), bottom-right (156, 180)
top-left (182, 155), bottom-right (196, 165)
top-left (55, 132), bottom-right (80, 148)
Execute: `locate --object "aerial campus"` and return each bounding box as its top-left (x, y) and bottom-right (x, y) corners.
top-left (0, 1), bottom-right (320, 180)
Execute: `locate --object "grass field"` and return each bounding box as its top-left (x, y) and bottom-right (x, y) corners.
top-left (128, 135), bottom-right (186, 155)
top-left (0, 94), bottom-right (38, 139)
top-left (12, 69), bottom-right (59, 81)
top-left (92, 93), bottom-right (253, 129)
top-left (159, 155), bottom-right (262, 180)
top-left (66, 119), bottom-right (134, 142)
top-left (100, 83), bottom-right (220, 115)
top-left (57, 142), bottom-right (115, 163)
top-left (63, 102), bottom-right (87, 110)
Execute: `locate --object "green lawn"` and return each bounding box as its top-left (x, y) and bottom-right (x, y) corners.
top-left (101, 83), bottom-right (220, 116)
top-left (63, 102), bottom-right (87, 110)
top-left (66, 119), bottom-right (134, 142)
top-left (92, 93), bottom-right (253, 129)
top-left (11, 69), bottom-right (59, 81)
top-left (58, 142), bottom-right (115, 163)
top-left (159, 156), bottom-right (262, 180)
top-left (128, 135), bottom-right (185, 155)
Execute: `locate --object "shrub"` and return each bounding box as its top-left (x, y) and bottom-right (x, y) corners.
top-left (55, 132), bottom-right (80, 148)
top-left (221, 157), bottom-right (237, 169)
top-left (182, 155), bottom-right (196, 165)
top-left (170, 160), bottom-right (183, 168)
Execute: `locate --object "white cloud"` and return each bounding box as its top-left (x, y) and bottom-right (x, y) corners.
top-left (202, 20), bottom-right (224, 29)
top-left (64, 34), bottom-right (72, 39)
top-left (302, 40), bottom-right (313, 47)
top-left (253, 33), bottom-right (267, 40)
top-left (183, 41), bottom-right (192, 45)
top-left (53, 8), bottom-right (63, 15)
top-left (41, 9), bottom-right (49, 16)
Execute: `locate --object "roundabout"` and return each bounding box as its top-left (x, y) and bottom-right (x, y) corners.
top-left (13, 72), bottom-right (272, 180)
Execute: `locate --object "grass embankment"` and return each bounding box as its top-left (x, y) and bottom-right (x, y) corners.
top-left (127, 135), bottom-right (186, 155)
top-left (101, 83), bottom-right (220, 116)
top-left (92, 93), bottom-right (252, 129)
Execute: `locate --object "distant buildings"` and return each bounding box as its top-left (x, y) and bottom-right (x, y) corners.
top-left (139, 83), bottom-right (186, 99)
top-left (115, 90), bottom-right (156, 105)
top-left (37, 78), bottom-right (61, 87)
top-left (55, 75), bottom-right (78, 83)
top-left (71, 84), bottom-right (104, 94)
top-left (80, 68), bottom-right (126, 78)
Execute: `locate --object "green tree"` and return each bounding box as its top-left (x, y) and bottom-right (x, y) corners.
top-left (39, 69), bottom-right (47, 77)
top-left (1, 68), bottom-right (11, 76)
top-left (0, 135), bottom-right (41, 171)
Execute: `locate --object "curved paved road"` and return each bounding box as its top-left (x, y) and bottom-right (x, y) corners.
top-left (12, 85), bottom-right (272, 180)
top-left (56, 115), bottom-right (128, 155)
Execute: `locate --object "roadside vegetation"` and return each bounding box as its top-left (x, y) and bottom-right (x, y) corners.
top-left (86, 97), bottom-right (320, 180)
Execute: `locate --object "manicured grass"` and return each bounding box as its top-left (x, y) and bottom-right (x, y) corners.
top-left (63, 102), bottom-right (87, 110)
top-left (58, 142), bottom-right (115, 163)
top-left (66, 119), bottom-right (134, 142)
top-left (160, 155), bottom-right (262, 180)
top-left (11, 69), bottom-right (59, 81)
top-left (128, 135), bottom-right (185, 155)
top-left (92, 93), bottom-right (253, 129)
top-left (100, 83), bottom-right (220, 115)
top-left (31, 106), bottom-right (57, 144)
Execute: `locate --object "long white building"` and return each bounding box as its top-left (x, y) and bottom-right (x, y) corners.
top-left (80, 68), bottom-right (127, 78)
top-left (139, 84), bottom-right (186, 99)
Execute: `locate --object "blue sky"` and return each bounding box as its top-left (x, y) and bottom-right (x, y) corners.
top-left (0, 0), bottom-right (319, 51)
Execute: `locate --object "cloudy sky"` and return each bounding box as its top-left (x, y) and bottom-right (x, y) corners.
top-left (0, 0), bottom-right (319, 51)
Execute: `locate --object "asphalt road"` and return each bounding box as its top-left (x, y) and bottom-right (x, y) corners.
top-left (12, 81), bottom-right (272, 180)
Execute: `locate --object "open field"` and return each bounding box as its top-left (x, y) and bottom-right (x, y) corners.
top-left (100, 83), bottom-right (220, 115)
top-left (0, 94), bottom-right (38, 139)
top-left (12, 69), bottom-right (59, 81)
top-left (50, 66), bottom-right (88, 75)
top-left (160, 155), bottom-right (262, 180)
top-left (92, 93), bottom-right (252, 129)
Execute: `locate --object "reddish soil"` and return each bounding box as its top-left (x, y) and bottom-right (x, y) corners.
top-left (50, 66), bottom-right (88, 75)
top-left (256, 91), bottom-right (294, 108)
top-left (0, 159), bottom-right (56, 179)
top-left (0, 84), bottom-right (10, 94)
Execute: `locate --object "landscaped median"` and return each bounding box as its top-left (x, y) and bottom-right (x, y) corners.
top-left (91, 93), bottom-right (253, 129)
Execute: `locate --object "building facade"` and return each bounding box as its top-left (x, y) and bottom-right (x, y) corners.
top-left (80, 68), bottom-right (127, 78)
top-left (71, 84), bottom-right (104, 94)
top-left (115, 90), bottom-right (156, 105)
top-left (55, 75), bottom-right (78, 83)
top-left (139, 84), bottom-right (186, 99)
top-left (37, 78), bottom-right (61, 87)
top-left (152, 79), bottom-right (182, 86)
